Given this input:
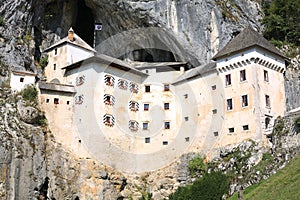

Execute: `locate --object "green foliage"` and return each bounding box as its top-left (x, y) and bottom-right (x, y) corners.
top-left (39, 56), bottom-right (48, 70)
top-left (169, 171), bottom-right (230, 200)
top-left (262, 0), bottom-right (300, 46)
top-left (274, 117), bottom-right (285, 135)
top-left (23, 33), bottom-right (33, 45)
top-left (294, 116), bottom-right (300, 126)
top-left (22, 85), bottom-right (38, 102)
top-left (188, 155), bottom-right (207, 176)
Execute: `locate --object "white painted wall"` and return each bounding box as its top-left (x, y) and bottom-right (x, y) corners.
top-left (10, 72), bottom-right (35, 91)
top-left (66, 44), bottom-right (94, 65)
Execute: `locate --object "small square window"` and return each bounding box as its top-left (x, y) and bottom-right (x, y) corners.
top-left (20, 77), bottom-right (24, 82)
top-left (225, 74), bottom-right (231, 86)
top-left (212, 109), bottom-right (217, 114)
top-left (185, 137), bottom-right (190, 142)
top-left (243, 125), bottom-right (249, 131)
top-left (242, 95), bottom-right (248, 107)
top-left (164, 122), bottom-right (170, 129)
top-left (213, 131), bottom-right (219, 136)
top-left (164, 103), bottom-right (170, 110)
top-left (67, 101), bottom-right (70, 105)
top-left (264, 70), bottom-right (269, 82)
top-left (54, 98), bottom-right (59, 104)
top-left (227, 98), bottom-right (233, 110)
top-left (145, 137), bottom-right (150, 143)
top-left (143, 123), bottom-right (148, 130)
top-left (184, 94), bottom-right (188, 99)
top-left (184, 117), bottom-right (189, 121)
top-left (46, 99), bottom-right (50, 103)
top-left (163, 141), bottom-right (168, 145)
top-left (164, 84), bottom-right (170, 91)
top-left (240, 70), bottom-right (246, 82)
top-left (144, 103), bottom-right (149, 111)
top-left (145, 85), bottom-right (150, 92)
top-left (229, 128), bottom-right (234, 133)
top-left (53, 64), bottom-right (56, 70)
top-left (212, 85), bottom-right (216, 90)
top-left (265, 95), bottom-right (270, 107)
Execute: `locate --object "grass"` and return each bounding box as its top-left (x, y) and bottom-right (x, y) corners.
top-left (228, 153), bottom-right (300, 200)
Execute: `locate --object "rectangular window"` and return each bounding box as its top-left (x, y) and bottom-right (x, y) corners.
top-left (143, 123), bottom-right (148, 130)
top-left (164, 84), bottom-right (170, 91)
top-left (164, 103), bottom-right (170, 110)
top-left (227, 98), bottom-right (233, 110)
top-left (265, 95), bottom-right (270, 107)
top-left (225, 74), bottom-right (231, 86)
top-left (185, 137), bottom-right (190, 142)
top-left (145, 85), bottom-right (150, 92)
top-left (54, 98), bottom-right (59, 104)
top-left (242, 95), bottom-right (248, 107)
top-left (264, 70), bottom-right (269, 82)
top-left (212, 85), bottom-right (216, 90)
top-left (184, 94), bottom-right (188, 99)
top-left (163, 141), bottom-right (168, 145)
top-left (144, 103), bottom-right (149, 111)
top-left (240, 69), bottom-right (246, 81)
top-left (145, 137), bottom-right (150, 143)
top-left (243, 125), bottom-right (249, 131)
top-left (46, 99), bottom-right (50, 103)
top-left (20, 77), bottom-right (24, 82)
top-left (53, 64), bottom-right (56, 70)
top-left (184, 117), bottom-right (189, 121)
top-left (214, 131), bottom-right (219, 136)
top-left (164, 122), bottom-right (170, 129)
top-left (54, 48), bottom-right (57, 55)
top-left (229, 127), bottom-right (234, 133)
top-left (212, 109), bottom-right (217, 114)
top-left (67, 101), bottom-right (70, 105)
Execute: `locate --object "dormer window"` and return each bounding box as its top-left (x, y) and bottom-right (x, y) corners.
top-left (130, 82), bottom-right (139, 93)
top-left (103, 114), bottom-right (115, 127)
top-left (129, 120), bottom-right (139, 132)
top-left (129, 101), bottom-right (139, 111)
top-left (104, 94), bottom-right (115, 106)
top-left (104, 74), bottom-right (115, 87)
top-left (118, 79), bottom-right (128, 90)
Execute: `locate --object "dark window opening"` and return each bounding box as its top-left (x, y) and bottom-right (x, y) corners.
top-left (20, 77), bottom-right (24, 82)
top-left (229, 127), bottom-right (234, 133)
top-left (164, 84), bottom-right (170, 91)
top-left (185, 137), bottom-right (190, 142)
top-left (54, 48), bottom-right (57, 55)
top-left (145, 85), bottom-right (150, 92)
top-left (121, 48), bottom-right (176, 62)
top-left (225, 74), bottom-right (231, 86)
top-left (184, 94), bottom-right (188, 99)
top-left (54, 98), bottom-right (59, 104)
top-left (144, 103), bottom-right (149, 111)
top-left (265, 95), bottom-right (270, 107)
top-left (129, 101), bottom-right (139, 111)
top-left (264, 70), bottom-right (269, 82)
top-left (103, 114), bottom-right (115, 127)
top-left (143, 123), bottom-right (148, 130)
top-left (212, 109), bottom-right (217, 114)
top-left (243, 125), bottom-right (249, 131)
top-left (212, 85), bottom-right (216, 90)
top-left (163, 141), bottom-right (168, 145)
top-left (227, 98), bottom-right (233, 110)
top-left (46, 99), bottom-right (50, 103)
top-left (214, 131), bottom-right (219, 136)
top-left (53, 64), bottom-right (56, 70)
top-left (164, 103), bottom-right (170, 110)
top-left (184, 117), bottom-right (189, 121)
top-left (164, 122), bottom-right (170, 129)
top-left (145, 137), bottom-right (150, 143)
top-left (242, 95), bottom-right (248, 107)
top-left (265, 117), bottom-right (271, 129)
top-left (67, 101), bottom-right (70, 105)
top-left (240, 69), bottom-right (246, 81)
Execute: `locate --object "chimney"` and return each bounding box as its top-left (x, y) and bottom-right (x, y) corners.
top-left (68, 27), bottom-right (74, 41)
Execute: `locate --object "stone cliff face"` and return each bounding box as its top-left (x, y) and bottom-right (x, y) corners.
top-left (0, 0), bottom-right (299, 199)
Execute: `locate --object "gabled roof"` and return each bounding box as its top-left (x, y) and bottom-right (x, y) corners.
top-left (43, 29), bottom-right (96, 53)
top-left (62, 54), bottom-right (148, 77)
top-left (212, 27), bottom-right (286, 60)
top-left (173, 62), bottom-right (216, 85)
top-left (11, 70), bottom-right (36, 76)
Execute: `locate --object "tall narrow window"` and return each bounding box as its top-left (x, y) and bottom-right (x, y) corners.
top-left (53, 64), bottom-right (56, 70)
top-left (145, 85), bottom-right (150, 92)
top-left (240, 69), bottom-right (246, 81)
top-left (225, 74), bottom-right (231, 86)
top-left (54, 48), bottom-right (57, 55)
top-left (104, 74), bottom-right (115, 87)
top-left (164, 103), bottom-right (170, 110)
top-left (144, 103), bottom-right (149, 111)
top-left (227, 98), bottom-right (233, 110)
top-left (143, 122), bottom-right (149, 130)
top-left (265, 117), bottom-right (271, 129)
top-left (164, 122), bottom-right (170, 129)
top-left (264, 70), bottom-right (269, 82)
top-left (242, 95), bottom-right (248, 107)
top-left (265, 95), bottom-right (270, 107)
top-left (212, 85), bottom-right (216, 90)
top-left (145, 137), bottom-right (150, 143)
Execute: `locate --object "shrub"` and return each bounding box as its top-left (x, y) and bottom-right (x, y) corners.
top-left (22, 85), bottom-right (38, 102)
top-left (169, 171), bottom-right (230, 200)
top-left (0, 16), bottom-right (4, 26)
top-left (294, 116), bottom-right (300, 126)
top-left (188, 155), bottom-right (207, 176)
top-left (39, 56), bottom-right (48, 70)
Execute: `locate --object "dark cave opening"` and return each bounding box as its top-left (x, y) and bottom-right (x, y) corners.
top-left (119, 49), bottom-right (177, 62)
top-left (74, 0), bottom-right (95, 47)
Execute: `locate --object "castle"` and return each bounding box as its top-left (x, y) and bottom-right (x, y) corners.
top-left (36, 27), bottom-right (286, 173)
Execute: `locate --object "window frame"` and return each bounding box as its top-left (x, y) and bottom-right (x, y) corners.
top-left (145, 85), bottom-right (151, 93)
top-left (264, 70), bottom-right (269, 82)
top-left (242, 95), bottom-right (248, 107)
top-left (227, 98), bottom-right (233, 110)
top-left (164, 121), bottom-right (170, 129)
top-left (164, 102), bottom-right (170, 110)
top-left (265, 95), bottom-right (270, 108)
top-left (225, 74), bottom-right (232, 86)
top-left (240, 69), bottom-right (246, 82)
top-left (144, 103), bottom-right (149, 111)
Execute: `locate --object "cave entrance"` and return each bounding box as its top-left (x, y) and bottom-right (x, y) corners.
top-left (120, 49), bottom-right (177, 62)
top-left (74, 0), bottom-right (94, 47)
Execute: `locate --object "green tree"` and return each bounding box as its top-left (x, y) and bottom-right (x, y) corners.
top-left (262, 0), bottom-right (300, 46)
